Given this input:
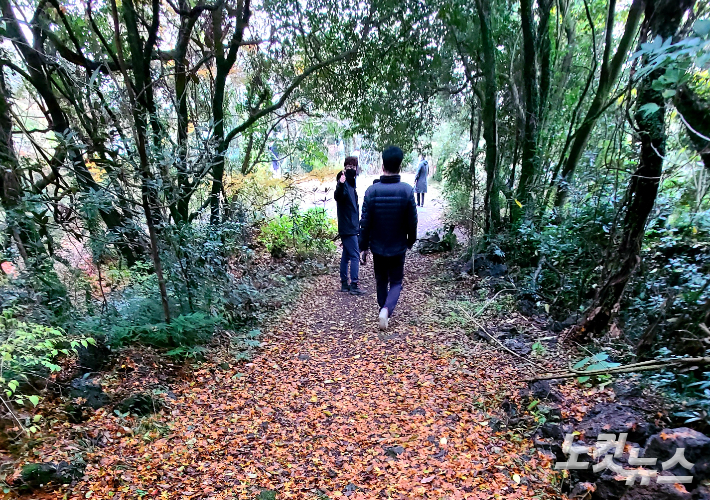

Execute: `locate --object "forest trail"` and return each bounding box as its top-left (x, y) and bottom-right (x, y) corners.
top-left (298, 171), bottom-right (446, 239)
top-left (58, 205), bottom-right (558, 500)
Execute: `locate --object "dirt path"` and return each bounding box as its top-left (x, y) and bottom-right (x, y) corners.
top-left (298, 173), bottom-right (446, 239)
top-left (57, 246), bottom-right (561, 500)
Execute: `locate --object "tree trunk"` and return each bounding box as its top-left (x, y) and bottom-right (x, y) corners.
top-left (513, 0), bottom-right (541, 221)
top-left (476, 0), bottom-right (500, 232)
top-left (469, 102), bottom-right (482, 257)
top-left (241, 131), bottom-right (256, 175)
top-left (0, 0), bottom-right (145, 266)
top-left (210, 71), bottom-right (228, 225)
top-left (553, 0), bottom-right (646, 209)
top-left (210, 0), bottom-right (251, 225)
top-left (172, 0), bottom-right (200, 224)
top-left (537, 0), bottom-right (553, 123)
top-left (575, 0), bottom-right (695, 340)
top-left (120, 0), bottom-right (172, 326)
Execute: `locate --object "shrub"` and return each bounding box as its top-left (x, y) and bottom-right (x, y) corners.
top-left (503, 200), bottom-right (617, 318)
top-left (259, 207), bottom-right (337, 259)
top-left (105, 312), bottom-right (221, 348)
top-left (0, 307), bottom-right (93, 406)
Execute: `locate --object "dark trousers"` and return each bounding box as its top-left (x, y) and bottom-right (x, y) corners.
top-left (373, 253), bottom-right (406, 315)
top-left (339, 234), bottom-right (360, 284)
top-left (417, 193), bottom-right (425, 206)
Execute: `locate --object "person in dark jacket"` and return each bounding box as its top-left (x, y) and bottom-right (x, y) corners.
top-left (414, 155), bottom-right (429, 207)
top-left (359, 146), bottom-right (418, 330)
top-left (334, 156), bottom-right (365, 295)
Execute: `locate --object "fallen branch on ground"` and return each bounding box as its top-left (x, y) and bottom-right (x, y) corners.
top-left (523, 356), bottom-right (710, 381)
top-left (454, 304), bottom-right (546, 373)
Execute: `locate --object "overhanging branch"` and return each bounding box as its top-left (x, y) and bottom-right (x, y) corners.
top-left (222, 18), bottom-right (373, 147)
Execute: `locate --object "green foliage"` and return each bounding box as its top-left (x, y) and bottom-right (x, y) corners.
top-left (441, 155), bottom-right (475, 230)
top-left (652, 368), bottom-right (710, 431)
top-left (231, 329), bottom-right (262, 362)
top-left (0, 307), bottom-right (93, 406)
top-left (633, 30), bottom-right (710, 83)
top-left (259, 207), bottom-right (337, 259)
top-left (505, 199), bottom-right (616, 317)
top-left (572, 352), bottom-right (620, 385)
top-left (106, 312), bottom-right (220, 349)
top-left (292, 124), bottom-right (330, 173)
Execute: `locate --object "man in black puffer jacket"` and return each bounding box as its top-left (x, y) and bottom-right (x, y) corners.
top-left (359, 146), bottom-right (418, 330)
top-left (334, 156), bottom-right (365, 295)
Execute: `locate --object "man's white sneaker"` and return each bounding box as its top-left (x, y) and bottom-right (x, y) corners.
top-left (378, 307), bottom-right (389, 330)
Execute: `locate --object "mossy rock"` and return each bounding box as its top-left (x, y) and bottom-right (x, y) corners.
top-left (115, 393), bottom-right (163, 416)
top-left (20, 463), bottom-right (55, 488)
top-left (20, 461), bottom-right (84, 489)
top-left (256, 490), bottom-right (277, 500)
top-left (68, 378), bottom-right (110, 409)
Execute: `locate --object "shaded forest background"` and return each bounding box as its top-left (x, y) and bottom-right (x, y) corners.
top-left (1, 0), bottom-right (710, 459)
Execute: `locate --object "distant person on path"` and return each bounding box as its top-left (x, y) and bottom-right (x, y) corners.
top-left (335, 156), bottom-right (365, 295)
top-left (359, 146), bottom-right (418, 330)
top-left (414, 155), bottom-right (429, 207)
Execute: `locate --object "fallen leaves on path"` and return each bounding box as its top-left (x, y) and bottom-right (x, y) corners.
top-left (14, 254), bottom-right (562, 500)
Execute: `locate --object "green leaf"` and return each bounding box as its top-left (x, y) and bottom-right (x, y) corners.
top-left (662, 89), bottom-right (676, 98)
top-left (590, 352), bottom-right (609, 362)
top-left (572, 356), bottom-right (591, 370)
top-left (639, 103), bottom-right (661, 117)
top-left (694, 19), bottom-right (710, 37)
top-left (28, 395), bottom-right (39, 407)
top-left (527, 399), bottom-right (540, 410)
top-left (664, 69), bottom-right (680, 83)
top-left (577, 376), bottom-right (590, 383)
top-left (652, 79), bottom-right (666, 91)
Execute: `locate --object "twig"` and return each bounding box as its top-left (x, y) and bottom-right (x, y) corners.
top-left (472, 288), bottom-right (517, 318)
top-left (0, 395), bottom-right (27, 435)
top-left (524, 356), bottom-right (710, 381)
top-left (456, 304), bottom-right (546, 372)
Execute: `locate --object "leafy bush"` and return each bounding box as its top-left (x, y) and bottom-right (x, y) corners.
top-left (104, 312), bottom-right (221, 348)
top-left (259, 207), bottom-right (337, 259)
top-left (503, 200), bottom-right (617, 318)
top-left (0, 307), bottom-right (93, 406)
top-left (76, 219), bottom-right (263, 348)
top-left (441, 155), bottom-right (474, 230)
top-left (231, 328), bottom-right (262, 362)
top-left (651, 368), bottom-right (710, 431)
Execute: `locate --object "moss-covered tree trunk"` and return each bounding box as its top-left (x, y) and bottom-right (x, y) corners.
top-left (476, 0), bottom-right (500, 232)
top-left (552, 0), bottom-right (646, 209)
top-left (576, 0), bottom-right (695, 340)
top-left (513, 0), bottom-right (540, 221)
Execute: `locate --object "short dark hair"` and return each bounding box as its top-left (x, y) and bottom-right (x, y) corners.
top-left (344, 156), bottom-right (358, 168)
top-left (382, 146), bottom-right (403, 173)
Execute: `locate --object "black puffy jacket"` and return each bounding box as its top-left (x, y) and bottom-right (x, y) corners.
top-left (359, 175), bottom-right (418, 256)
top-left (334, 173), bottom-right (359, 236)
